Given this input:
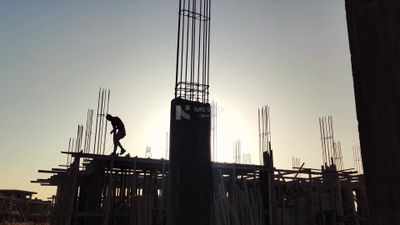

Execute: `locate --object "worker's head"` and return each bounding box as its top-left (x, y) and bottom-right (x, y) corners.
top-left (106, 114), bottom-right (112, 121)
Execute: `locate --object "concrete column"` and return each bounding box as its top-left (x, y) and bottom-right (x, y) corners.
top-left (345, 1), bottom-right (400, 224)
top-left (168, 98), bottom-right (212, 225)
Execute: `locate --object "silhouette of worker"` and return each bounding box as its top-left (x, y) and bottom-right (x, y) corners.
top-left (106, 114), bottom-right (126, 156)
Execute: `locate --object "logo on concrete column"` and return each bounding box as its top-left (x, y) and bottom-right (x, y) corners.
top-left (176, 105), bottom-right (190, 120)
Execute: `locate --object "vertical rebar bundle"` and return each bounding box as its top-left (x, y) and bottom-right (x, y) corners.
top-left (333, 141), bottom-right (344, 170)
top-left (242, 153), bottom-right (251, 164)
top-left (145, 146), bottom-right (152, 158)
top-left (75, 124), bottom-right (84, 152)
top-left (258, 106), bottom-right (271, 165)
top-left (93, 88), bottom-right (111, 155)
top-left (66, 138), bottom-right (73, 165)
top-left (292, 157), bottom-right (301, 169)
top-left (211, 101), bottom-right (218, 162)
top-left (174, 0), bottom-right (211, 103)
top-left (353, 145), bottom-right (363, 174)
top-left (319, 116), bottom-right (336, 168)
top-left (83, 109), bottom-right (94, 153)
top-left (233, 140), bottom-right (241, 164)
top-left (65, 109), bottom-right (94, 165)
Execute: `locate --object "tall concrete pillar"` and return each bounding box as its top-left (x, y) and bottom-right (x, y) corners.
top-left (168, 98), bottom-right (212, 225)
top-left (345, 1), bottom-right (400, 224)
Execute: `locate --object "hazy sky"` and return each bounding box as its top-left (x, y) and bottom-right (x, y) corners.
top-left (0, 0), bottom-right (358, 199)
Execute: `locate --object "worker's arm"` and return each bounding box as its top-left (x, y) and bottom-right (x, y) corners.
top-left (110, 126), bottom-right (116, 134)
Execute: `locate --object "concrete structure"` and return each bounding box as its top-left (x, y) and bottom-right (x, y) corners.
top-left (33, 151), bottom-right (369, 225)
top-left (345, 1), bottom-right (400, 224)
top-left (168, 98), bottom-right (212, 225)
top-left (0, 189), bottom-right (51, 223)
top-left (28, 1), bottom-right (382, 224)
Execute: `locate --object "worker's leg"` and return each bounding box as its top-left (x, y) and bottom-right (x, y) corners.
top-left (118, 142), bottom-right (126, 155)
top-left (116, 131), bottom-right (126, 155)
top-left (112, 134), bottom-right (118, 155)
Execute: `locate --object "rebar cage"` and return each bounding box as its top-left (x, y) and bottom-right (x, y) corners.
top-left (174, 0), bottom-right (211, 103)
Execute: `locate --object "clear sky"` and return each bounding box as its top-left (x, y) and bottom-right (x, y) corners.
top-left (0, 0), bottom-right (358, 199)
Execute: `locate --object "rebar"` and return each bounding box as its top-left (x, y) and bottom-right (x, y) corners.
top-left (174, 0), bottom-right (211, 103)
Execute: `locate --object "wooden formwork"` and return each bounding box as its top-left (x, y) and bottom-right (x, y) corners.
top-left (35, 153), bottom-right (168, 225)
top-left (33, 152), bottom-right (369, 225)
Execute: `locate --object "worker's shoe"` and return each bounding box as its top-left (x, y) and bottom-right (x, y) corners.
top-left (120, 149), bottom-right (126, 155)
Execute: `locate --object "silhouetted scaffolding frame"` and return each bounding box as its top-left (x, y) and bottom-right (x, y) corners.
top-left (34, 151), bottom-right (369, 225)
